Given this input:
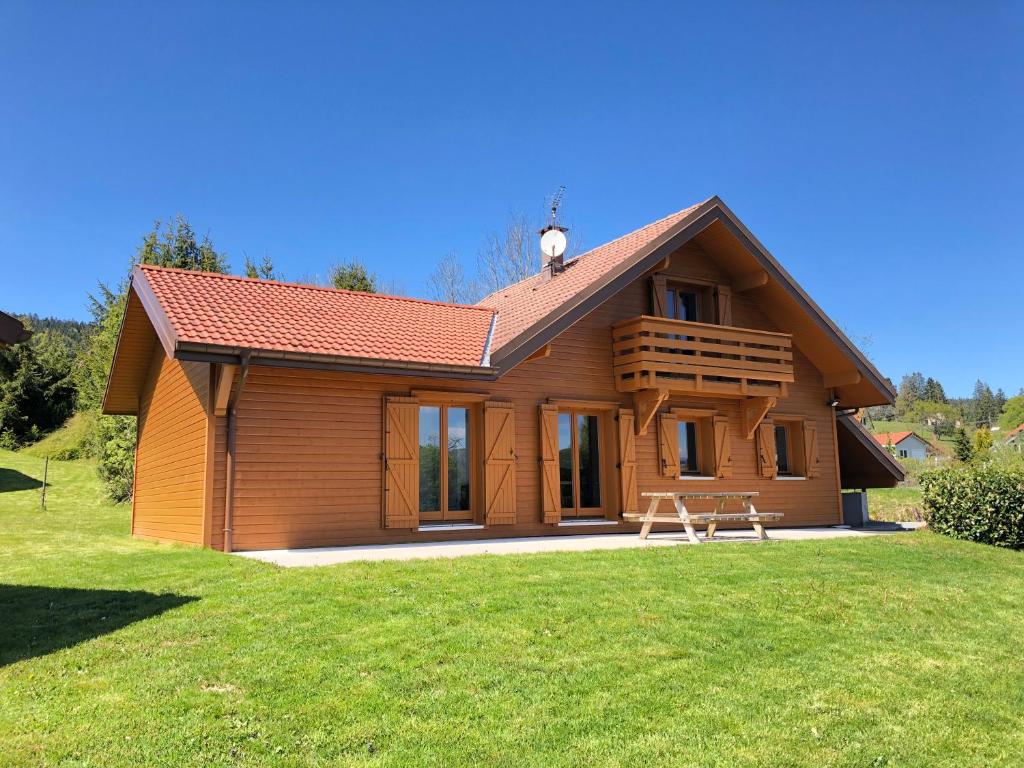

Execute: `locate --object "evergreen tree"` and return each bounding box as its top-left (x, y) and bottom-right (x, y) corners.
top-left (244, 254), bottom-right (278, 280)
top-left (969, 380), bottom-right (996, 427)
top-left (895, 372), bottom-right (926, 417)
top-left (0, 326), bottom-right (77, 448)
top-left (329, 261), bottom-right (378, 293)
top-left (922, 377), bottom-right (946, 403)
top-left (973, 427), bottom-right (993, 454)
top-left (952, 427), bottom-right (974, 463)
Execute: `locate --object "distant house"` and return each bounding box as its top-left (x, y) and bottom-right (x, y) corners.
top-left (0, 311), bottom-right (30, 348)
top-left (874, 431), bottom-right (930, 460)
top-left (1006, 424), bottom-right (1024, 452)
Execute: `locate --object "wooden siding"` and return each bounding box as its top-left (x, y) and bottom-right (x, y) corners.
top-left (132, 347), bottom-right (211, 544)
top-left (197, 240), bottom-right (842, 551)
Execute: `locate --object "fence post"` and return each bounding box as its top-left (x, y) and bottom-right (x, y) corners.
top-left (40, 456), bottom-right (48, 510)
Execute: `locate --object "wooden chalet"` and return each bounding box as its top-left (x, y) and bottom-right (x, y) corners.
top-left (103, 197), bottom-right (903, 551)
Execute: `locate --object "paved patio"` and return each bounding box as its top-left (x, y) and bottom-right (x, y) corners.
top-left (235, 522), bottom-right (924, 567)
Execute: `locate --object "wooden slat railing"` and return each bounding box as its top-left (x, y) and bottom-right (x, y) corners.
top-left (611, 315), bottom-right (794, 398)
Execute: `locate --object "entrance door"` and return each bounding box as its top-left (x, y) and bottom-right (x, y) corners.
top-left (558, 411), bottom-right (603, 518)
top-left (418, 405), bottom-right (474, 522)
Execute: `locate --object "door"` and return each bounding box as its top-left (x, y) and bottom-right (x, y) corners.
top-left (558, 410), bottom-right (604, 518)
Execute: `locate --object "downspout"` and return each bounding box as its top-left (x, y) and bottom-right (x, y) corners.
top-left (223, 352), bottom-right (251, 553)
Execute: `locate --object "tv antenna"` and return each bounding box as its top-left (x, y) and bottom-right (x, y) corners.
top-left (539, 185), bottom-right (569, 264)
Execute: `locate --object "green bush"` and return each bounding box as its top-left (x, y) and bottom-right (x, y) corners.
top-left (94, 415), bottom-right (136, 503)
top-left (921, 465), bottom-right (1024, 549)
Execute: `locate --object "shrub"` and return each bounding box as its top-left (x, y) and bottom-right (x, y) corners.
top-left (94, 415), bottom-right (136, 503)
top-left (921, 464), bottom-right (1024, 549)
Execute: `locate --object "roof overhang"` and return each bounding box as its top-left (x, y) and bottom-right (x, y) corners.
top-left (489, 197), bottom-right (896, 408)
top-left (0, 311), bottom-right (31, 348)
top-left (836, 415), bottom-right (906, 489)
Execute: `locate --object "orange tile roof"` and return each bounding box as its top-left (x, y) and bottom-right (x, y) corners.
top-left (1006, 423), bottom-right (1024, 441)
top-left (478, 201), bottom-right (707, 351)
top-left (873, 431), bottom-right (916, 447)
top-left (136, 265), bottom-right (496, 369)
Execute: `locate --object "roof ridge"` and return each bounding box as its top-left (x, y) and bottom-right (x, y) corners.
top-left (475, 200), bottom-right (710, 307)
top-left (137, 264), bottom-right (495, 314)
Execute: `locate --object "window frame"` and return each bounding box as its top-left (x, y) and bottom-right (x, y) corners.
top-left (417, 402), bottom-right (476, 522)
top-left (771, 416), bottom-right (808, 479)
top-left (558, 408), bottom-right (606, 519)
top-left (670, 406), bottom-right (717, 479)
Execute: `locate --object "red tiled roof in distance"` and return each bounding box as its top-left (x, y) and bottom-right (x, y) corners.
top-left (477, 201), bottom-right (707, 351)
top-left (873, 431), bottom-right (915, 447)
top-left (136, 265), bottom-right (496, 369)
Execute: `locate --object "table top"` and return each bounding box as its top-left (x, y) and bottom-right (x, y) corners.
top-left (641, 491), bottom-right (760, 499)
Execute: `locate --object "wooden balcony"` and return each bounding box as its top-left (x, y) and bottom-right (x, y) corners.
top-left (611, 315), bottom-right (794, 399)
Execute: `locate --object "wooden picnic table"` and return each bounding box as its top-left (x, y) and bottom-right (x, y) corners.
top-left (622, 491), bottom-right (783, 544)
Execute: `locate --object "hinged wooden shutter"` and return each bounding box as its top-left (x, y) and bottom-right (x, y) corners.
top-left (651, 274), bottom-right (668, 317)
top-left (383, 396), bottom-right (419, 528)
top-left (484, 401), bottom-right (516, 525)
top-left (618, 409), bottom-right (639, 515)
top-left (757, 420), bottom-right (777, 479)
top-left (539, 405), bottom-right (561, 524)
top-left (716, 285), bottom-right (733, 326)
top-left (712, 415), bottom-right (733, 478)
top-left (657, 412), bottom-right (678, 478)
top-left (803, 422), bottom-right (819, 479)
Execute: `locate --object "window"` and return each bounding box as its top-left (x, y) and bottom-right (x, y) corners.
top-left (774, 424), bottom-right (792, 476)
top-left (418, 404), bottom-right (473, 522)
top-left (666, 286), bottom-right (700, 322)
top-left (678, 421), bottom-right (700, 474)
top-left (899, 448), bottom-right (909, 459)
top-left (558, 410), bottom-right (603, 517)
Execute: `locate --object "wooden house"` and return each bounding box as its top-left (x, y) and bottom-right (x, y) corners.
top-left (102, 197), bottom-right (903, 551)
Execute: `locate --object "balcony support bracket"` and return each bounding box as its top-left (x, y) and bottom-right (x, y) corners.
top-left (634, 388), bottom-right (669, 436)
top-left (741, 396), bottom-right (776, 440)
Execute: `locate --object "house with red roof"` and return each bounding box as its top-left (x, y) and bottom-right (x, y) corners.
top-left (1006, 424), bottom-right (1024, 451)
top-left (103, 196), bottom-right (903, 551)
top-left (873, 431), bottom-right (931, 460)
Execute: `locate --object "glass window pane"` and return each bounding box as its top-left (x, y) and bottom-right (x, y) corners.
top-left (578, 414), bottom-right (601, 509)
top-left (679, 421), bottom-right (699, 474)
top-left (665, 288), bottom-right (677, 319)
top-left (774, 425), bottom-right (790, 475)
top-left (447, 407), bottom-right (471, 512)
top-left (679, 291), bottom-right (698, 322)
top-left (418, 406), bottom-right (441, 512)
top-left (558, 413), bottom-right (574, 509)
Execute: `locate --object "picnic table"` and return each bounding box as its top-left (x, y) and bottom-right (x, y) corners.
top-left (622, 491), bottom-right (783, 544)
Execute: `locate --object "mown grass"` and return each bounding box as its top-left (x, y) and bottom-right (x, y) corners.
top-left (1, 449), bottom-right (1023, 767)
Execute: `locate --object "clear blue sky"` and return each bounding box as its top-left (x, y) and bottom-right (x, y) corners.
top-left (1, 1), bottom-right (1021, 396)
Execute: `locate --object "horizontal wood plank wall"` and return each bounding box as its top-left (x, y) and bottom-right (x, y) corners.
top-left (132, 347), bottom-right (210, 544)
top-left (215, 240), bottom-right (839, 551)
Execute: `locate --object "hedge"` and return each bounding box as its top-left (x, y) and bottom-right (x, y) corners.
top-left (921, 464), bottom-right (1024, 549)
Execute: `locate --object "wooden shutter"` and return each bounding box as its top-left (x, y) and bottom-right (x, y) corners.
top-left (618, 409), bottom-right (639, 515)
top-left (657, 412), bottom-right (679, 478)
top-left (651, 274), bottom-right (668, 317)
top-left (716, 285), bottom-right (733, 326)
top-left (484, 401), bottom-right (516, 525)
top-left (539, 405), bottom-right (561, 524)
top-left (712, 415), bottom-right (733, 478)
top-left (757, 420), bottom-right (778, 479)
top-left (383, 396), bottom-right (419, 528)
top-left (803, 422), bottom-right (819, 479)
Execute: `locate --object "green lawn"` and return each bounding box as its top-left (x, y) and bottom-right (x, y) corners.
top-left (1, 450), bottom-right (1023, 767)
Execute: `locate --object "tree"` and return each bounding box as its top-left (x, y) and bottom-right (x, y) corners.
top-left (0, 324), bottom-right (77, 448)
top-left (329, 261), bottom-right (378, 293)
top-left (968, 379), bottom-right (996, 427)
top-left (922, 377), bottom-right (946, 403)
top-left (75, 217), bottom-right (228, 501)
top-left (906, 399), bottom-right (959, 437)
top-left (953, 427), bottom-right (974, 463)
top-left (244, 254), bottom-right (278, 280)
top-left (427, 252), bottom-right (471, 303)
top-left (895, 372), bottom-right (926, 417)
top-left (998, 394), bottom-right (1024, 431)
top-left (973, 428), bottom-right (994, 454)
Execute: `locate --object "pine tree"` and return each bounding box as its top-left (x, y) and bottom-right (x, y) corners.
top-left (244, 254), bottom-right (278, 280)
top-left (922, 377), bottom-right (946, 403)
top-left (895, 372), bottom-right (926, 417)
top-left (329, 261), bottom-right (378, 293)
top-left (952, 427), bottom-right (974, 463)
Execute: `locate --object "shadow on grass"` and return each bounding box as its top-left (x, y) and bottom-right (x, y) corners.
top-left (0, 584), bottom-right (198, 666)
top-left (0, 468), bottom-right (43, 493)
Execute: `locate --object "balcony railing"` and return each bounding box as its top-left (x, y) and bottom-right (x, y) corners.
top-left (611, 315), bottom-right (794, 398)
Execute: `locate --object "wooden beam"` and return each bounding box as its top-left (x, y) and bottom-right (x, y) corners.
top-left (213, 364), bottom-right (237, 417)
top-left (547, 398), bottom-right (620, 411)
top-left (523, 343), bottom-right (551, 363)
top-left (822, 370), bottom-right (862, 388)
top-left (633, 389), bottom-right (669, 436)
top-left (733, 270), bottom-right (769, 292)
top-left (741, 396), bottom-right (776, 440)
top-left (647, 256), bottom-right (671, 273)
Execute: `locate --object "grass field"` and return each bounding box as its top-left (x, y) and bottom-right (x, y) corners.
top-left (868, 487), bottom-right (925, 522)
top-left (1, 449), bottom-right (1023, 767)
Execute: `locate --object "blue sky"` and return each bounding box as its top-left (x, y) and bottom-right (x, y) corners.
top-left (1, 1), bottom-right (1021, 396)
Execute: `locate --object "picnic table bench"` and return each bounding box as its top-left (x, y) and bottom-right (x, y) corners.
top-left (622, 491), bottom-right (783, 544)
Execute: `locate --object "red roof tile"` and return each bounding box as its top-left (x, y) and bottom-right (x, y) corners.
top-left (873, 431), bottom-right (916, 447)
top-left (137, 265), bottom-right (496, 369)
top-left (1006, 423), bottom-right (1024, 441)
top-left (477, 201), bottom-right (707, 352)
